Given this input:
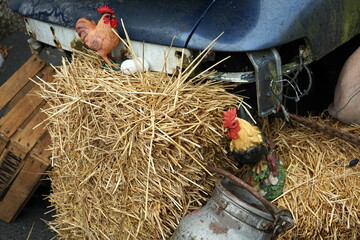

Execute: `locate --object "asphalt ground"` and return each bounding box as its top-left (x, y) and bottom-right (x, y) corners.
top-left (0, 32), bottom-right (63, 240)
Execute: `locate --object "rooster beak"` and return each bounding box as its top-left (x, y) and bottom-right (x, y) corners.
top-left (111, 15), bottom-right (115, 18)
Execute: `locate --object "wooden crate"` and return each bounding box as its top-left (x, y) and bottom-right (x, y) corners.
top-left (0, 54), bottom-right (53, 222)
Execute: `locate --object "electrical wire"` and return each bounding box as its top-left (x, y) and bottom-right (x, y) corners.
top-left (332, 88), bottom-right (360, 116)
top-left (282, 63), bottom-right (313, 101)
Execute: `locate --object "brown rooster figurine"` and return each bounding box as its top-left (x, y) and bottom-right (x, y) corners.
top-left (76, 5), bottom-right (119, 66)
top-left (224, 108), bottom-right (286, 200)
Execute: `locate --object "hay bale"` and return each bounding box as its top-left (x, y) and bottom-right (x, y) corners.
top-left (262, 116), bottom-right (360, 239)
top-left (38, 49), bottom-right (242, 239)
top-left (36, 28), bottom-right (359, 238)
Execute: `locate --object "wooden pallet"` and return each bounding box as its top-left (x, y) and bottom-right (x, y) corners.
top-left (0, 54), bottom-right (53, 222)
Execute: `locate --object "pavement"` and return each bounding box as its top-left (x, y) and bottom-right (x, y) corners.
top-left (0, 181), bottom-right (55, 240)
top-left (0, 32), bottom-right (65, 240)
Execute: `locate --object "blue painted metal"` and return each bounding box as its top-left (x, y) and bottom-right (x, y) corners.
top-left (187, 0), bottom-right (360, 59)
top-left (8, 0), bottom-right (215, 48)
top-left (9, 0), bottom-right (360, 59)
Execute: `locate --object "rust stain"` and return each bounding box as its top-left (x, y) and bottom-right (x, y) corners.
top-left (174, 50), bottom-right (191, 68)
top-left (28, 31), bottom-right (37, 41)
top-left (215, 202), bottom-right (228, 215)
top-left (50, 26), bottom-right (62, 49)
top-left (209, 222), bottom-right (229, 234)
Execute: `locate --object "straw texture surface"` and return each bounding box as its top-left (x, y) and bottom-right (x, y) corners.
top-left (38, 49), bottom-right (242, 239)
top-left (37, 40), bottom-right (359, 239)
top-left (264, 116), bottom-right (360, 239)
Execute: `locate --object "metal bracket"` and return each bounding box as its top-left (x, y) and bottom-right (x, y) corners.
top-left (204, 71), bottom-right (255, 83)
top-left (248, 48), bottom-right (283, 117)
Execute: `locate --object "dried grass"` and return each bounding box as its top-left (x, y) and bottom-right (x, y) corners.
top-left (262, 116), bottom-right (360, 239)
top-left (39, 54), bottom-right (360, 239)
top-left (37, 47), bottom-right (243, 239)
top-left (35, 26), bottom-right (359, 239)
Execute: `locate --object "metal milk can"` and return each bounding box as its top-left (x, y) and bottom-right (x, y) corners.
top-left (171, 167), bottom-right (294, 240)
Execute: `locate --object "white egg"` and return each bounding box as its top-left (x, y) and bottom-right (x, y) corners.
top-left (121, 58), bottom-right (149, 75)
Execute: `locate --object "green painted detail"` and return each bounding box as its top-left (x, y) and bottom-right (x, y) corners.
top-left (251, 159), bottom-right (286, 201)
top-left (259, 161), bottom-right (286, 201)
top-left (342, 0), bottom-right (360, 43)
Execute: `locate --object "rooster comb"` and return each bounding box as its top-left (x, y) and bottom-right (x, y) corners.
top-left (224, 108), bottom-right (237, 127)
top-left (97, 5), bottom-right (115, 15)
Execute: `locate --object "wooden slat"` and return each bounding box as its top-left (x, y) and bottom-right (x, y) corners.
top-left (0, 132), bottom-right (52, 194)
top-left (0, 55), bottom-right (53, 223)
top-left (30, 133), bottom-right (52, 165)
top-left (0, 55), bottom-right (46, 111)
top-left (0, 66), bottom-right (54, 138)
top-left (12, 103), bottom-right (48, 152)
top-left (0, 134), bottom-right (51, 222)
top-left (0, 147), bottom-right (26, 201)
top-left (0, 135), bottom-right (9, 156)
top-left (0, 135), bottom-right (34, 200)
top-left (4, 80), bottom-right (37, 115)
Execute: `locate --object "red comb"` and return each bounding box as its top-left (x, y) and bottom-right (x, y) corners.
top-left (97, 5), bottom-right (115, 15)
top-left (224, 108), bottom-right (237, 128)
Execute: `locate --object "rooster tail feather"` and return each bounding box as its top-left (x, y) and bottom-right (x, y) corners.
top-left (75, 18), bottom-right (96, 41)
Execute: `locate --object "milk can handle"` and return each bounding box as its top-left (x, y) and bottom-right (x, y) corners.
top-left (207, 166), bottom-right (294, 238)
top-left (207, 166), bottom-right (277, 216)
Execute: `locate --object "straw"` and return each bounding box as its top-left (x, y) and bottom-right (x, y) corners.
top-left (37, 25), bottom-right (359, 239)
top-left (261, 116), bottom-right (360, 239)
top-left (38, 43), bottom-right (242, 239)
